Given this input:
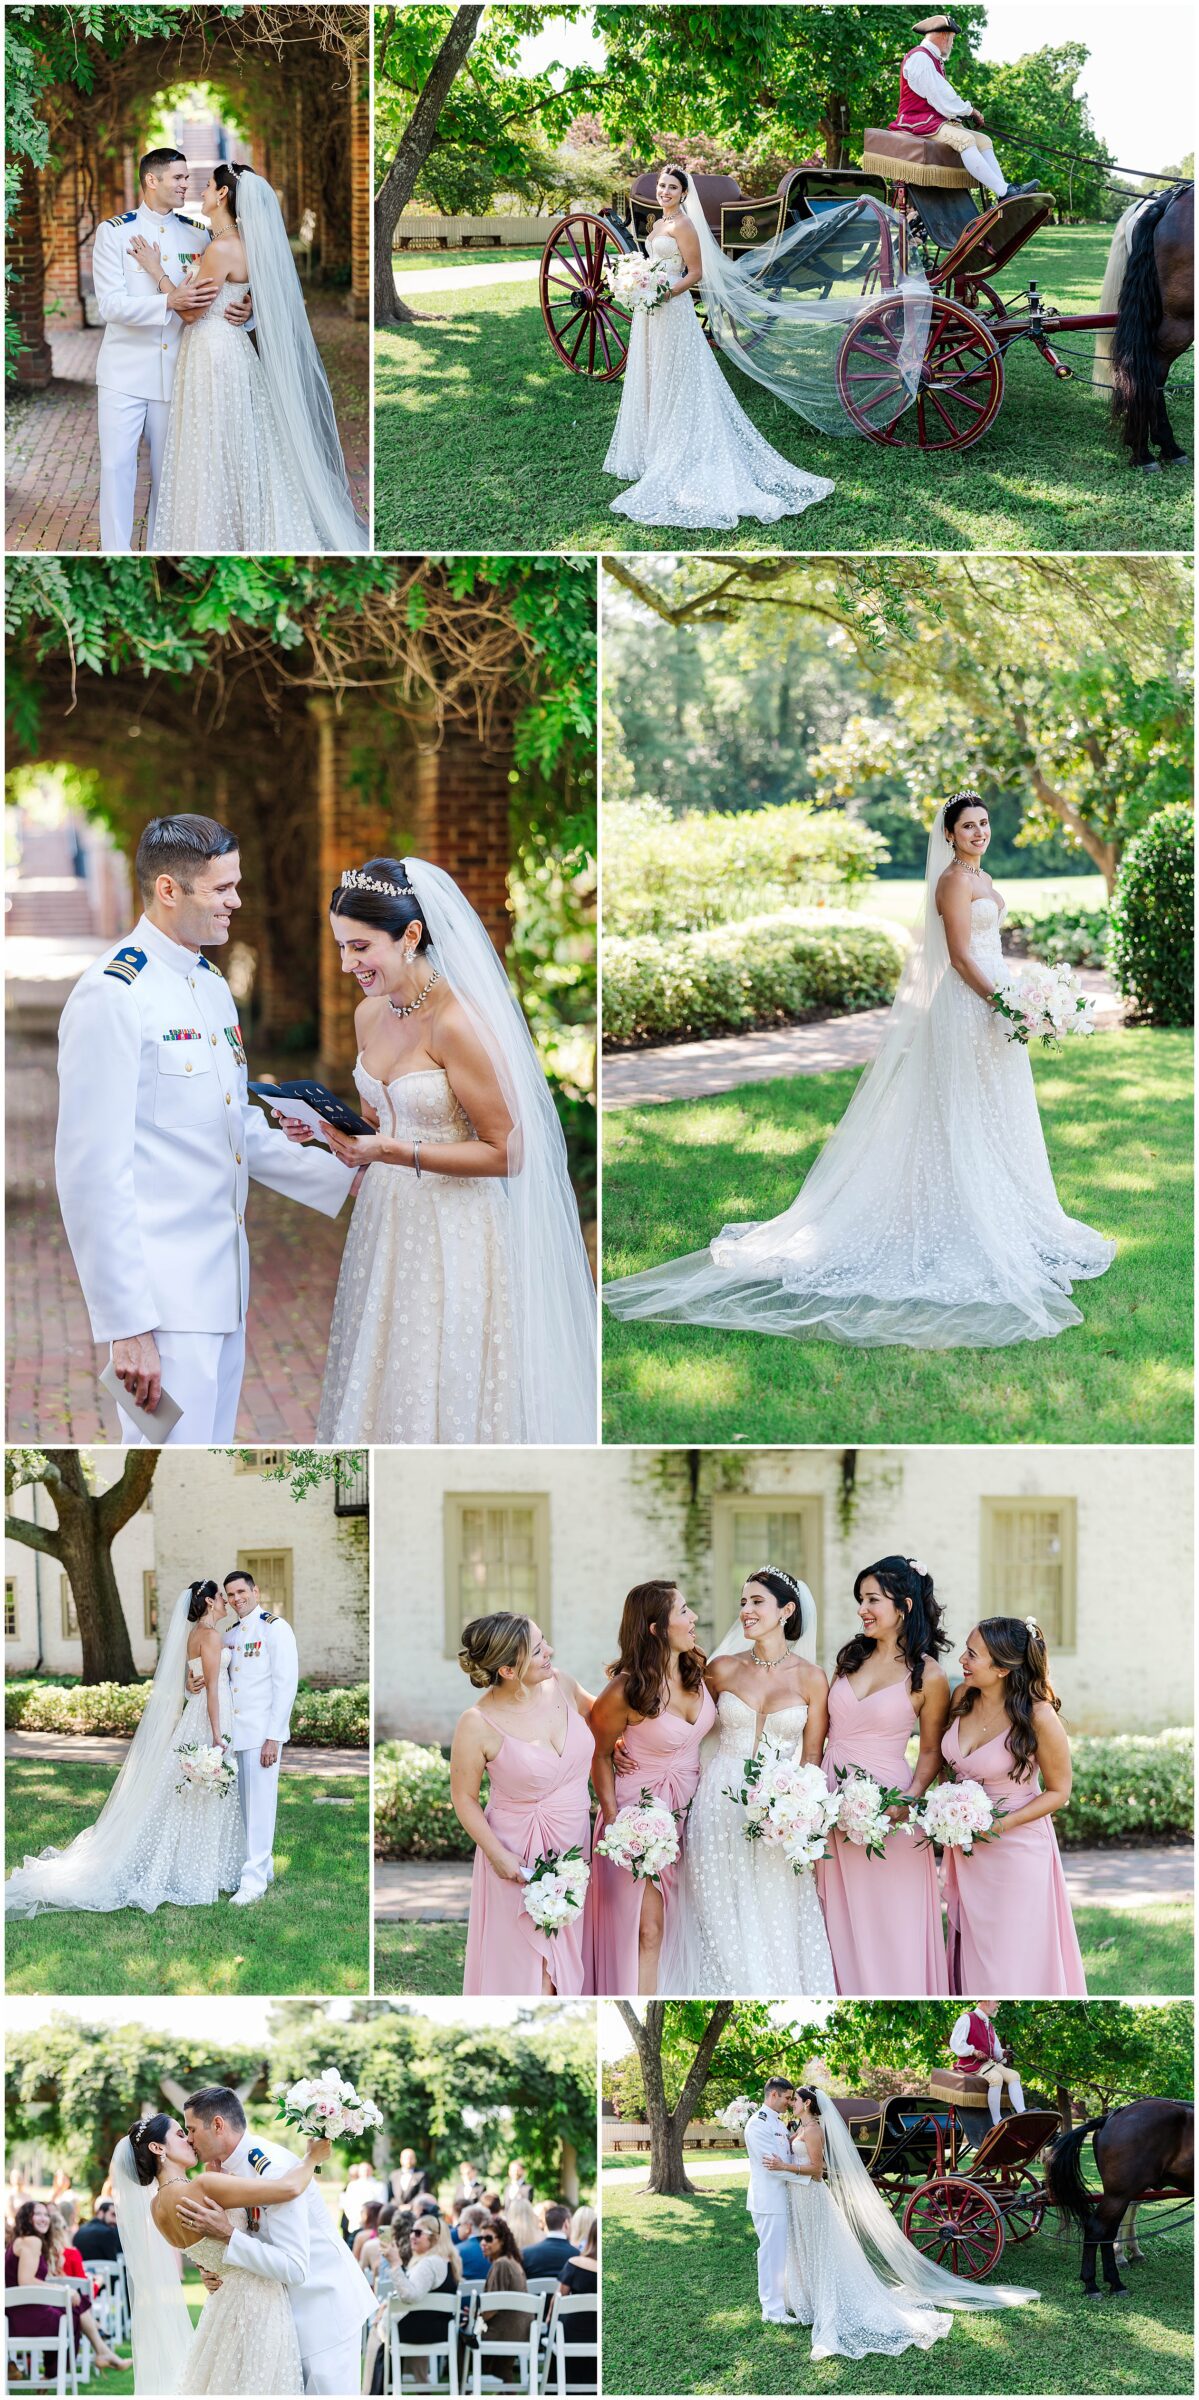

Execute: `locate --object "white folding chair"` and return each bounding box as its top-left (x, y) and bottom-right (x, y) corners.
top-left (84, 2262), bottom-right (124, 2347)
top-left (541, 2295), bottom-right (598, 2399)
top-left (524, 2278), bottom-right (559, 2297)
top-left (5, 2282), bottom-right (78, 2398)
top-left (387, 2291), bottom-right (461, 2396)
top-left (468, 2291), bottom-right (545, 2397)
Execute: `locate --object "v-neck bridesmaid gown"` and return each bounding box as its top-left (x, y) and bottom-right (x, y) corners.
top-left (940, 1713), bottom-right (1086, 1995)
top-left (817, 1673), bottom-right (948, 1996)
top-left (463, 1690), bottom-right (595, 1996)
top-left (592, 1684), bottom-right (717, 1994)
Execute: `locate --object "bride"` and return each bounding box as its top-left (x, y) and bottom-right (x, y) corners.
top-left (774, 2089), bottom-right (1036, 2357)
top-left (659, 1567), bottom-right (835, 1995)
top-left (294, 857), bottom-right (596, 1443)
top-left (111, 2114), bottom-right (328, 2393)
top-left (606, 793), bottom-right (1116, 1349)
top-left (604, 165), bottom-right (835, 530)
top-left (133, 164), bottom-right (366, 552)
top-left (4, 1583), bottom-right (246, 1919)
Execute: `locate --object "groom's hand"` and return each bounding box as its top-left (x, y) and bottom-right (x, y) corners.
top-left (198, 2268), bottom-right (223, 2293)
top-left (226, 289), bottom-right (253, 326)
top-left (166, 278), bottom-right (219, 318)
top-left (260, 1739), bottom-right (280, 1768)
top-left (112, 1332), bottom-right (162, 1411)
top-left (178, 2194), bottom-right (235, 2240)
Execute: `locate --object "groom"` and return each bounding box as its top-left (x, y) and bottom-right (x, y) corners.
top-left (177, 2084), bottom-right (375, 2395)
top-left (55, 812), bottom-right (358, 1444)
top-left (745, 2077), bottom-right (806, 2324)
top-left (92, 148), bottom-right (253, 551)
top-left (223, 1570), bottom-right (299, 1906)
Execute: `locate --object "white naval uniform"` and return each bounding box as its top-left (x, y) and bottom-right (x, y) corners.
top-left (220, 2130), bottom-right (375, 2394)
top-left (54, 913), bottom-right (353, 1444)
top-left (745, 2105), bottom-right (799, 2321)
top-left (224, 1606), bottom-right (299, 1898)
top-left (92, 204), bottom-right (211, 551)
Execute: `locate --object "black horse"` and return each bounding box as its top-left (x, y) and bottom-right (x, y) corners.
top-left (1100, 182), bottom-right (1194, 469)
top-left (1044, 2097), bottom-right (1193, 2297)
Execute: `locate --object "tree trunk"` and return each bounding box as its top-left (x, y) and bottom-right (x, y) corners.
top-left (615, 2000), bottom-right (735, 2198)
top-left (559, 2139), bottom-right (580, 2205)
top-left (6, 1451), bottom-right (158, 1683)
top-left (374, 4), bottom-right (485, 325)
top-left (819, 96), bottom-right (852, 168)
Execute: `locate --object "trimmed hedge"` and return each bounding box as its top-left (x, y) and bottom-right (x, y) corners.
top-left (1058, 1727), bottom-right (1193, 1847)
top-left (374, 1738), bottom-right (481, 1859)
top-left (5, 1677), bottom-right (369, 1747)
top-left (602, 908), bottom-right (906, 1046)
top-left (603, 798), bottom-right (886, 939)
top-left (1003, 904), bottom-right (1109, 969)
top-left (1108, 803), bottom-right (1194, 1026)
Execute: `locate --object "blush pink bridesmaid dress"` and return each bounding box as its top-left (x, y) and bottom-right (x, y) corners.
top-left (939, 1714), bottom-right (1087, 1995)
top-left (592, 1684), bottom-right (717, 1994)
top-left (463, 1695), bottom-right (595, 1997)
top-left (816, 1675), bottom-right (948, 1996)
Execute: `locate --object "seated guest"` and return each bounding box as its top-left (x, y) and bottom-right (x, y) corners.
top-left (521, 2202), bottom-right (575, 2280)
top-left (358, 2202), bottom-right (397, 2282)
top-left (558, 2211), bottom-right (598, 2389)
top-left (477, 2219), bottom-right (530, 2385)
top-left (75, 2203), bottom-right (122, 2263)
top-left (391, 2148), bottom-right (430, 2205)
top-left (453, 2204), bottom-right (492, 2280)
top-left (352, 2201), bottom-right (386, 2264)
top-left (6, 2199), bottom-right (120, 2373)
top-left (364, 2211), bottom-right (460, 2393)
top-left (503, 2194), bottom-right (540, 2252)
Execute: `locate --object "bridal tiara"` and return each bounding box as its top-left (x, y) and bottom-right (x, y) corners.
top-left (339, 868), bottom-right (415, 899)
top-left (759, 1564), bottom-right (802, 1595)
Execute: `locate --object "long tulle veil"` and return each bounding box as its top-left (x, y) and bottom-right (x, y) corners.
top-left (110, 2135), bottom-right (194, 2395)
top-left (4, 1587), bottom-right (194, 1917)
top-left (680, 181), bottom-right (932, 438)
top-left (405, 857), bottom-right (598, 1441)
top-left (814, 2092), bottom-right (1038, 2310)
top-left (234, 168), bottom-right (368, 551)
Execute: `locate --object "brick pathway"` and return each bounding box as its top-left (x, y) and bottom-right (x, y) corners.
top-left (5, 1023), bottom-right (350, 1441)
top-left (6, 299), bottom-right (369, 551)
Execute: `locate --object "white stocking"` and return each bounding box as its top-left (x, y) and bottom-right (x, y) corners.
top-left (986, 2081), bottom-right (1003, 2125)
top-left (1009, 2076), bottom-right (1026, 2114)
top-left (960, 141), bottom-right (1008, 196)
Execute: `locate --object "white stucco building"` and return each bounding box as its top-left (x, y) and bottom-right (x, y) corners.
top-left (6, 1451), bottom-right (369, 1683)
top-left (373, 1446), bottom-right (1189, 1744)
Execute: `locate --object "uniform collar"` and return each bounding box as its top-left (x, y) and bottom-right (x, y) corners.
top-left (135, 913), bottom-right (201, 977)
top-left (239, 1606), bottom-right (266, 1629)
top-left (225, 2133), bottom-right (253, 2174)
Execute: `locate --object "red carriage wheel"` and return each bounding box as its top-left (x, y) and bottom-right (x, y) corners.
top-left (836, 295), bottom-right (1004, 450)
top-left (539, 213), bottom-right (633, 380)
top-left (903, 2177), bottom-right (1006, 2278)
top-left (1001, 2169), bottom-right (1047, 2244)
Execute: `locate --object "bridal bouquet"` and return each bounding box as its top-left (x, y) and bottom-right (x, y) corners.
top-left (721, 2096), bottom-right (755, 2132)
top-left (832, 1766), bottom-right (909, 1858)
top-left (992, 963), bottom-right (1097, 1048)
top-left (725, 1745), bottom-right (840, 1871)
top-left (175, 1742), bottom-right (238, 1799)
top-left (520, 1846), bottom-right (590, 1934)
top-left (278, 2070), bottom-right (383, 2143)
top-left (595, 1789), bottom-right (681, 1886)
top-left (604, 254), bottom-right (676, 313)
top-left (906, 1777), bottom-right (998, 1854)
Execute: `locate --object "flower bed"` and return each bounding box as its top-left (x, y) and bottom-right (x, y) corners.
top-left (603, 909), bottom-right (906, 1046)
top-left (5, 1677), bottom-right (369, 1746)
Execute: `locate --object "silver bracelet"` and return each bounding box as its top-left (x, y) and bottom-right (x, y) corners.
top-left (412, 1139), bottom-right (422, 1179)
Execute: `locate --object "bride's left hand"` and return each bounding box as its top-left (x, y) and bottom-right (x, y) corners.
top-left (127, 234), bottom-right (163, 280)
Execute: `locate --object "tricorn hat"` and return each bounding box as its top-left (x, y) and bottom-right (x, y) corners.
top-left (913, 13), bottom-right (962, 29)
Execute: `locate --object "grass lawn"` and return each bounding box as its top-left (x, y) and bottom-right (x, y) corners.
top-left (4, 1760), bottom-right (369, 1994)
top-left (375, 1918), bottom-right (468, 1994)
top-left (1076, 1901), bottom-right (1195, 1998)
top-left (601, 2171), bottom-right (1195, 2395)
top-left (858, 873), bottom-right (1107, 932)
top-left (601, 1028), bottom-right (1194, 1445)
top-left (374, 224), bottom-right (1193, 552)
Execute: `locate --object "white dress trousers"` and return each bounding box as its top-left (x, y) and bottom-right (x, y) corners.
top-left (225, 1609), bottom-right (300, 1897)
top-left (744, 2107), bottom-right (795, 2320)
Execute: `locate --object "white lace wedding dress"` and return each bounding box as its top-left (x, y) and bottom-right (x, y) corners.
top-left (603, 234), bottom-right (835, 529)
top-left (179, 2211), bottom-right (302, 2395)
top-left (659, 1691), bottom-right (835, 1994)
top-left (783, 2165), bottom-right (951, 2360)
top-left (152, 281), bottom-right (329, 551)
top-left (605, 894), bottom-right (1116, 1348)
top-left (316, 1059), bottom-right (520, 1443)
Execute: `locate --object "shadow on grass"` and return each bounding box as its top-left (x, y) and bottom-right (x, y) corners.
top-left (602, 2174), bottom-right (1194, 2395)
top-left (375, 1919), bottom-right (467, 1996)
top-left (4, 1761), bottom-right (369, 1994)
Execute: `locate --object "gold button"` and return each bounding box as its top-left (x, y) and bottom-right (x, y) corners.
top-left (237, 1212), bottom-right (243, 1224)
top-left (188, 977), bottom-right (195, 988)
top-left (185, 1062), bottom-right (193, 1073)
top-left (225, 1093), bottom-right (232, 1105)
top-left (211, 1034), bottom-right (218, 1046)
top-left (235, 1151), bottom-right (242, 1165)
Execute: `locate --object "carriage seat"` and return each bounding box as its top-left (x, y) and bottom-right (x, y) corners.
top-left (861, 126), bottom-right (974, 191)
top-left (928, 2067), bottom-right (1012, 2108)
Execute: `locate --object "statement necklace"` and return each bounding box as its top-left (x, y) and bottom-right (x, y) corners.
top-left (751, 1644), bottom-right (789, 1671)
top-left (388, 963), bottom-right (440, 1019)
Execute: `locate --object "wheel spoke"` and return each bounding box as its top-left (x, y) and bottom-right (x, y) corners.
top-left (564, 313), bottom-right (591, 364)
top-left (927, 387), bottom-right (964, 440)
top-left (547, 265), bottom-right (587, 294)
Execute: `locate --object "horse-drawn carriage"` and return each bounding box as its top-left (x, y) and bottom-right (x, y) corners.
top-left (539, 132), bottom-right (1192, 461)
top-left (832, 2077), bottom-right (1060, 2277)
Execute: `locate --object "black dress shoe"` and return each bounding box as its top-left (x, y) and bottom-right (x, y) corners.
top-left (1002, 181), bottom-right (1043, 200)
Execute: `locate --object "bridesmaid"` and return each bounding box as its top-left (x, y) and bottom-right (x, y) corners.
top-left (591, 1579), bottom-right (717, 1995)
top-left (818, 1556), bottom-right (951, 1996)
top-left (452, 1612), bottom-right (596, 1997)
top-left (940, 1615), bottom-right (1086, 1995)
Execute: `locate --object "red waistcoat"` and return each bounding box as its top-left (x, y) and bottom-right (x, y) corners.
top-left (890, 45), bottom-right (956, 137)
top-left (952, 2010), bottom-right (1001, 2066)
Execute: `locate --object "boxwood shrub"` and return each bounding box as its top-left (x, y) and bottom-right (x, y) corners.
top-left (374, 1738), bottom-right (481, 1859)
top-left (602, 909), bottom-right (906, 1046)
top-left (1108, 803), bottom-right (1194, 1026)
top-left (5, 1676), bottom-right (369, 1746)
top-left (1003, 904), bottom-right (1109, 968)
top-left (603, 798), bottom-right (886, 939)
top-left (1057, 1727), bottom-right (1193, 1847)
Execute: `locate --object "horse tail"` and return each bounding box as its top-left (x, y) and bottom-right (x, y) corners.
top-left (1044, 2113), bottom-right (1108, 2230)
top-left (1093, 200), bottom-right (1148, 387)
top-left (1109, 188), bottom-right (1177, 448)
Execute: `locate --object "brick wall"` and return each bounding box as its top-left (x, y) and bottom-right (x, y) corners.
top-left (348, 48), bottom-right (371, 317)
top-left (11, 165), bottom-right (53, 385)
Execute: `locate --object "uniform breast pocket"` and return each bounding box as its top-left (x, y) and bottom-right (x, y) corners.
top-left (154, 1042), bottom-right (221, 1129)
